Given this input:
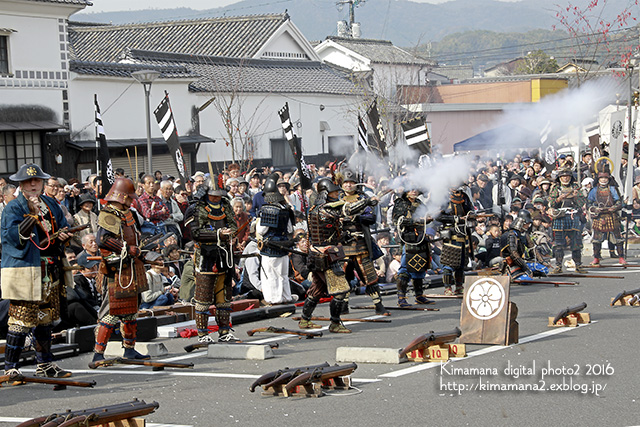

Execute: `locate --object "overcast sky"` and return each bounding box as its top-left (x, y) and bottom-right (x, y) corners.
top-left (85, 0), bottom-right (519, 13)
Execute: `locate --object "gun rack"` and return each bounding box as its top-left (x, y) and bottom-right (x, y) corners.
top-left (262, 375), bottom-right (353, 398)
top-left (406, 343), bottom-right (467, 363)
top-left (548, 313), bottom-right (591, 327)
top-left (611, 295), bottom-right (640, 306)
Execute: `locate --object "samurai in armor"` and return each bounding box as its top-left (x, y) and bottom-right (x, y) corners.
top-left (392, 188), bottom-right (434, 306)
top-left (500, 210), bottom-right (535, 281)
top-left (548, 168), bottom-right (587, 274)
top-left (256, 174), bottom-right (295, 304)
top-left (92, 178), bottom-right (150, 363)
top-left (298, 178), bottom-right (352, 333)
top-left (587, 168), bottom-right (625, 265)
top-left (1, 164), bottom-right (72, 378)
top-left (185, 175), bottom-right (237, 342)
top-left (438, 187), bottom-right (474, 296)
top-left (339, 169), bottom-right (389, 315)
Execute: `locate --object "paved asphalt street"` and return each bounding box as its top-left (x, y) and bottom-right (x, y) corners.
top-left (1, 261), bottom-right (640, 427)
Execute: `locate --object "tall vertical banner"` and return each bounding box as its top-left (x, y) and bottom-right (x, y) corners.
top-left (357, 114), bottom-right (370, 153)
top-left (539, 120), bottom-right (555, 173)
top-left (94, 94), bottom-right (114, 198)
top-left (600, 108), bottom-right (626, 188)
top-left (401, 116), bottom-right (430, 154)
top-left (366, 98), bottom-right (387, 157)
top-left (154, 91), bottom-right (187, 183)
top-left (278, 102), bottom-right (312, 191)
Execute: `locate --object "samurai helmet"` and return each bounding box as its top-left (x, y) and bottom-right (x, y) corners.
top-left (104, 178), bottom-right (137, 207)
top-left (556, 168), bottom-right (573, 179)
top-left (511, 209), bottom-right (532, 231)
top-left (317, 177), bottom-right (340, 194)
top-left (206, 174), bottom-right (226, 197)
top-left (594, 157), bottom-right (613, 180)
top-left (263, 173), bottom-right (285, 203)
top-left (341, 168), bottom-right (357, 184)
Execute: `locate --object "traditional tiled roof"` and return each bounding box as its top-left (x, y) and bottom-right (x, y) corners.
top-left (26, 0), bottom-right (92, 5)
top-left (135, 50), bottom-right (358, 95)
top-left (71, 49), bottom-right (360, 96)
top-left (70, 59), bottom-right (193, 79)
top-left (322, 37), bottom-right (434, 66)
top-left (68, 14), bottom-right (288, 63)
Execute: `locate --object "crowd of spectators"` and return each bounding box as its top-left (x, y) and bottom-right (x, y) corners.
top-left (1, 147), bottom-right (637, 334)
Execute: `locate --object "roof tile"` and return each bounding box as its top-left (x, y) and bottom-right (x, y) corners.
top-left (69, 14), bottom-right (288, 62)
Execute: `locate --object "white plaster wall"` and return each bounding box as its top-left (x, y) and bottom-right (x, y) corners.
top-left (266, 32), bottom-right (306, 55)
top-left (317, 46), bottom-right (371, 72)
top-left (69, 75), bottom-right (361, 163)
top-left (68, 76), bottom-right (195, 141)
top-left (196, 92), bottom-right (360, 162)
top-left (372, 63), bottom-right (423, 99)
top-left (0, 14), bottom-right (62, 71)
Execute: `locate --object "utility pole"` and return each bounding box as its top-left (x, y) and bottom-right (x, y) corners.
top-left (336, 0), bottom-right (365, 34)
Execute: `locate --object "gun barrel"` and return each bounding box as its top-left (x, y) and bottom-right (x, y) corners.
top-left (553, 302), bottom-right (587, 324)
top-left (247, 326), bottom-right (322, 338)
top-left (4, 375), bottom-right (96, 388)
top-left (283, 363), bottom-right (357, 396)
top-left (611, 287), bottom-right (640, 306)
top-left (249, 362), bottom-right (331, 392)
top-left (283, 372), bottom-right (312, 396)
top-left (399, 327), bottom-right (461, 357)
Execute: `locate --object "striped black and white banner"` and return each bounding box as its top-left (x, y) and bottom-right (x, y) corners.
top-left (154, 92), bottom-right (187, 182)
top-left (278, 102), bottom-right (312, 190)
top-left (94, 94), bottom-right (114, 197)
top-left (401, 116), bottom-right (430, 154)
top-left (357, 114), bottom-right (370, 152)
top-left (366, 98), bottom-right (387, 157)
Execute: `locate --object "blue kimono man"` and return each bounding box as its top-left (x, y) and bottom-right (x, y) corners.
top-left (1, 164), bottom-right (72, 378)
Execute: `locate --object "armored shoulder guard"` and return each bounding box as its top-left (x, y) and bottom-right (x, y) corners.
top-left (98, 209), bottom-right (122, 235)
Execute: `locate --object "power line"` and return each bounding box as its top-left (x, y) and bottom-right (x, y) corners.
top-left (433, 31), bottom-right (639, 64)
top-left (430, 25), bottom-right (639, 62)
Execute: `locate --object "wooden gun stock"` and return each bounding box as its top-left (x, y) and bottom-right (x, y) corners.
top-left (28, 400), bottom-right (159, 427)
top-left (350, 305), bottom-right (439, 311)
top-left (249, 362), bottom-right (331, 392)
top-left (291, 316), bottom-right (390, 323)
top-left (0, 374), bottom-right (95, 388)
top-left (184, 341), bottom-right (279, 353)
top-left (40, 223), bottom-right (90, 246)
top-left (246, 326), bottom-right (323, 338)
top-left (399, 327), bottom-right (461, 357)
top-left (553, 302), bottom-right (587, 325)
top-left (89, 357), bottom-right (193, 370)
top-left (514, 279), bottom-right (578, 286)
top-left (234, 219), bottom-right (251, 237)
top-left (283, 363), bottom-right (358, 396)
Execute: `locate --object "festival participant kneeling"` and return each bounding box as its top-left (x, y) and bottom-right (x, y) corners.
top-left (91, 178), bottom-right (150, 363)
top-left (2, 164), bottom-right (73, 378)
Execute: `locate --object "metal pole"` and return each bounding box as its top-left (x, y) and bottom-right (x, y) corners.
top-left (626, 65), bottom-right (635, 201)
top-left (144, 83), bottom-right (153, 174)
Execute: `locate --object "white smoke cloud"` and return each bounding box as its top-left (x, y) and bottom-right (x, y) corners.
top-left (483, 76), bottom-right (624, 155)
top-left (404, 155), bottom-right (473, 217)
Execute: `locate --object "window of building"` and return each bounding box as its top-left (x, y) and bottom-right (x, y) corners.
top-left (270, 138), bottom-right (296, 168)
top-left (0, 131), bottom-right (42, 173)
top-left (0, 36), bottom-right (9, 75)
